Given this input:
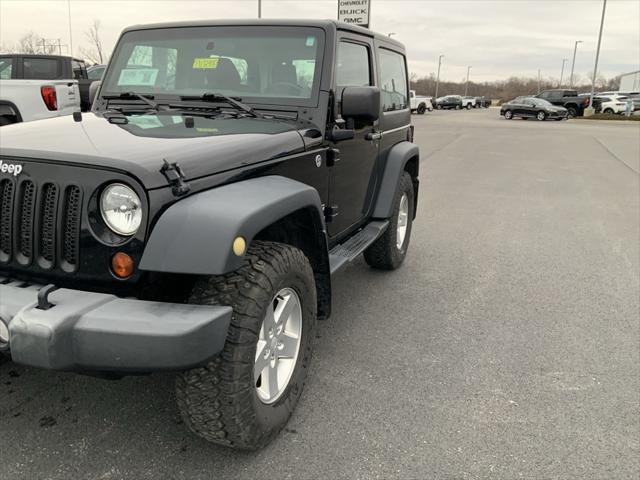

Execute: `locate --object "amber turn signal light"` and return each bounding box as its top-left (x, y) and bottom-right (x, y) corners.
top-left (111, 252), bottom-right (134, 279)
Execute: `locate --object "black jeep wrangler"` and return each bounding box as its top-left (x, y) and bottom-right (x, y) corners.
top-left (0, 20), bottom-right (419, 450)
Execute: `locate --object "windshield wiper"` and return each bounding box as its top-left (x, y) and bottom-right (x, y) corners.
top-left (103, 92), bottom-right (165, 111)
top-left (179, 93), bottom-right (262, 118)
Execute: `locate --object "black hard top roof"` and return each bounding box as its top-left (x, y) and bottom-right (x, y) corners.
top-left (121, 19), bottom-right (404, 49)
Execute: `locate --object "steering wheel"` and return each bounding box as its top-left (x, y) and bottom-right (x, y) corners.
top-left (266, 82), bottom-right (302, 95)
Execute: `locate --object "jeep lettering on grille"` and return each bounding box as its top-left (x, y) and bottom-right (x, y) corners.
top-left (0, 160), bottom-right (23, 177)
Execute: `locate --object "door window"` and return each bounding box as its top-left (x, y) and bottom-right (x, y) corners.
top-left (87, 66), bottom-right (105, 80)
top-left (0, 58), bottom-right (12, 79)
top-left (378, 48), bottom-right (408, 111)
top-left (336, 41), bottom-right (370, 87)
top-left (22, 58), bottom-right (60, 79)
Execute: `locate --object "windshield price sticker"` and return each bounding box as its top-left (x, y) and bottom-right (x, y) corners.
top-left (117, 68), bottom-right (159, 86)
top-left (193, 57), bottom-right (219, 69)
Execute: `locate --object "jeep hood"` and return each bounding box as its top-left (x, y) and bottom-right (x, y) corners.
top-left (0, 112), bottom-right (308, 189)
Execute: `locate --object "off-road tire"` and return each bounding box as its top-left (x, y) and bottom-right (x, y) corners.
top-left (176, 241), bottom-right (317, 450)
top-left (417, 103), bottom-right (426, 114)
top-left (364, 172), bottom-right (414, 270)
top-left (566, 106), bottom-right (578, 118)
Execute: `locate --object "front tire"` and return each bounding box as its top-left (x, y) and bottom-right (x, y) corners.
top-left (504, 110), bottom-right (513, 120)
top-left (364, 172), bottom-right (414, 270)
top-left (417, 103), bottom-right (426, 115)
top-left (603, 108), bottom-right (614, 114)
top-left (176, 241), bottom-right (317, 450)
top-left (567, 106), bottom-right (578, 118)
top-left (466, 103), bottom-right (472, 109)
top-left (537, 111), bottom-right (546, 121)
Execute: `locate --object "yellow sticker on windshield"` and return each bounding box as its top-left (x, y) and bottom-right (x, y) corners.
top-left (192, 57), bottom-right (219, 69)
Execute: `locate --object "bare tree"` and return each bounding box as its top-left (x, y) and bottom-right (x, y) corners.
top-left (6, 32), bottom-right (58, 54)
top-left (79, 20), bottom-right (106, 64)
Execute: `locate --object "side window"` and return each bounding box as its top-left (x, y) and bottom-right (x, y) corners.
top-left (378, 48), bottom-right (408, 112)
top-left (336, 41), bottom-right (370, 87)
top-left (549, 91), bottom-right (562, 99)
top-left (22, 58), bottom-right (60, 79)
top-left (72, 60), bottom-right (87, 80)
top-left (539, 91), bottom-right (550, 99)
top-left (87, 66), bottom-right (105, 80)
top-left (0, 59), bottom-right (12, 79)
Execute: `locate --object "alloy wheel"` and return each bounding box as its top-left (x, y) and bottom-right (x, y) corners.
top-left (397, 193), bottom-right (409, 250)
top-left (255, 287), bottom-right (302, 404)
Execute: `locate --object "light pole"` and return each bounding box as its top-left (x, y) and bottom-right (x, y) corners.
top-left (435, 54), bottom-right (444, 99)
top-left (559, 58), bottom-right (568, 87)
top-left (569, 40), bottom-right (583, 88)
top-left (258, 0), bottom-right (261, 18)
top-left (67, 0), bottom-right (73, 55)
top-left (538, 69), bottom-right (541, 94)
top-left (464, 65), bottom-right (472, 96)
top-left (588, 0), bottom-right (607, 111)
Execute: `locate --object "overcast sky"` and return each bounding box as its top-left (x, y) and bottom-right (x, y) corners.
top-left (0, 0), bottom-right (638, 82)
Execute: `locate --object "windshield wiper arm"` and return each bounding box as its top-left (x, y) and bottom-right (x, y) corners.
top-left (179, 93), bottom-right (262, 118)
top-left (103, 92), bottom-right (163, 110)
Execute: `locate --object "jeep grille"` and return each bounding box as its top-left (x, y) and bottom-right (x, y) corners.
top-left (0, 178), bottom-right (82, 271)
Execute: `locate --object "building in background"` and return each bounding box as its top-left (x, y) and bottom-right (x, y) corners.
top-left (619, 70), bottom-right (640, 92)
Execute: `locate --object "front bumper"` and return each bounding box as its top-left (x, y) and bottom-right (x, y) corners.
top-left (0, 278), bottom-right (232, 372)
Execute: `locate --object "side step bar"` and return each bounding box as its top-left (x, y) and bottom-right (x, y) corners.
top-left (329, 220), bottom-right (389, 275)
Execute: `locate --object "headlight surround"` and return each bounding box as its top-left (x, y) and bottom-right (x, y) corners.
top-left (100, 183), bottom-right (143, 236)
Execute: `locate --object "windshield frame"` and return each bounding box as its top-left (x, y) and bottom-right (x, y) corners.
top-left (100, 25), bottom-right (327, 109)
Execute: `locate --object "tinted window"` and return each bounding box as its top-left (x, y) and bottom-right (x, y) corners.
top-left (336, 41), bottom-right (370, 87)
top-left (22, 58), bottom-right (60, 79)
top-left (0, 58), bottom-right (12, 79)
top-left (548, 91), bottom-right (563, 99)
top-left (379, 48), bottom-right (408, 112)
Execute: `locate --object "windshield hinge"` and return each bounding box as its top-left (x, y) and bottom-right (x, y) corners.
top-left (161, 160), bottom-right (191, 197)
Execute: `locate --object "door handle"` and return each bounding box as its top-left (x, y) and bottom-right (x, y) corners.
top-left (365, 131), bottom-right (382, 141)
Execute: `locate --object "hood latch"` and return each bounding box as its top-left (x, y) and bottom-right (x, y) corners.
top-left (161, 160), bottom-right (191, 197)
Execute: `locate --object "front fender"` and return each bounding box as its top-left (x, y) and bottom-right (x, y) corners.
top-left (139, 176), bottom-right (324, 275)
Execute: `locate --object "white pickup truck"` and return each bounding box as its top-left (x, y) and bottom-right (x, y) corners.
top-left (410, 90), bottom-right (433, 114)
top-left (0, 54), bottom-right (82, 126)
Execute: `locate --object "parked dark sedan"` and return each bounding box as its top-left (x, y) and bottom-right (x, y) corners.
top-left (435, 95), bottom-right (463, 110)
top-left (500, 97), bottom-right (568, 121)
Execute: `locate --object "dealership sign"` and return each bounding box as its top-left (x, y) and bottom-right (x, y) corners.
top-left (337, 0), bottom-right (371, 28)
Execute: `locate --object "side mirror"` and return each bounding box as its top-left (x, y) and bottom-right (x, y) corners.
top-left (89, 81), bottom-right (102, 108)
top-left (341, 86), bottom-right (380, 123)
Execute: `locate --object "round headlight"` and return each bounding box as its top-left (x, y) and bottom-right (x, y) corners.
top-left (100, 183), bottom-right (142, 236)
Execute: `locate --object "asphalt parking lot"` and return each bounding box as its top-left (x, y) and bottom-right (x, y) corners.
top-left (1, 108), bottom-right (638, 480)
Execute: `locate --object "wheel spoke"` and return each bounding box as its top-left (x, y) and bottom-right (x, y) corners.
top-left (275, 292), bottom-right (297, 327)
top-left (263, 302), bottom-right (276, 335)
top-left (278, 332), bottom-right (299, 359)
top-left (254, 340), bottom-right (270, 380)
top-left (267, 364), bottom-right (279, 396)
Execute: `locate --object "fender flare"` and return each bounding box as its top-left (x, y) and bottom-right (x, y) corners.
top-left (372, 141), bottom-right (419, 219)
top-left (0, 101), bottom-right (23, 121)
top-left (139, 176), bottom-right (325, 275)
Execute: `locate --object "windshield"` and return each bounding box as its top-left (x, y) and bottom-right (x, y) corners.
top-left (101, 26), bottom-right (325, 107)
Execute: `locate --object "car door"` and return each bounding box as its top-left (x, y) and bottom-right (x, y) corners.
top-left (520, 99), bottom-right (535, 117)
top-left (328, 35), bottom-right (379, 237)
